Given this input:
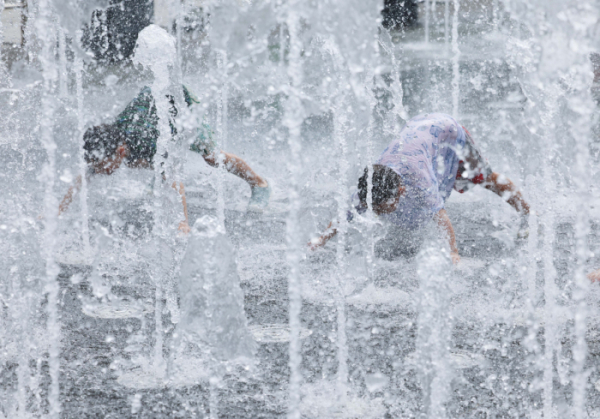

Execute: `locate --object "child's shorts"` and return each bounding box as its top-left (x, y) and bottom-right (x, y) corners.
top-left (453, 126), bottom-right (493, 194)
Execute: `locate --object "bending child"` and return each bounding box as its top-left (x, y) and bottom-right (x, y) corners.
top-left (59, 25), bottom-right (271, 223)
top-left (59, 123), bottom-right (192, 233)
top-left (310, 113), bottom-right (530, 264)
top-left (59, 84), bottom-right (271, 219)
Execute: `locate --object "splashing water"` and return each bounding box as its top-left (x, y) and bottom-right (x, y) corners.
top-left (2, 0), bottom-right (600, 417)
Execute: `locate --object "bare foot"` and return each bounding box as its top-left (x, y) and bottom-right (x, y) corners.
top-left (178, 221), bottom-right (191, 235)
top-left (256, 177), bottom-right (268, 188)
top-left (588, 269), bottom-right (600, 283)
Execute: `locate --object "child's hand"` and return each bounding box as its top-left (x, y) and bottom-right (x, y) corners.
top-left (588, 269), bottom-right (600, 283)
top-left (451, 251), bottom-right (461, 265)
top-left (307, 236), bottom-right (324, 251)
top-left (178, 221), bottom-right (191, 235)
top-left (517, 227), bottom-right (529, 240)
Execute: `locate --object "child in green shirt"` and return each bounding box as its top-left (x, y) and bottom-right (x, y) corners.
top-left (59, 84), bottom-right (271, 225)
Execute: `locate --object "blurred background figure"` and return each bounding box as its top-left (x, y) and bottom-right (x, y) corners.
top-left (81, 0), bottom-right (153, 65)
top-left (381, 0), bottom-right (419, 31)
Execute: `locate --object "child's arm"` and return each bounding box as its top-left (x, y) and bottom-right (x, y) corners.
top-left (484, 172), bottom-right (530, 215)
top-left (434, 209), bottom-right (460, 264)
top-left (172, 181), bottom-right (190, 234)
top-left (308, 221), bottom-right (338, 250)
top-left (58, 175), bottom-right (83, 216)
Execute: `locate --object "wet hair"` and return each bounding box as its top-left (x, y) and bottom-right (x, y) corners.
top-left (358, 165), bottom-right (402, 208)
top-left (83, 124), bottom-right (126, 164)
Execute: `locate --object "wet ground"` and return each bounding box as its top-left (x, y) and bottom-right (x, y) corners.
top-left (2, 1), bottom-right (600, 416)
top-left (2, 186), bottom-right (600, 418)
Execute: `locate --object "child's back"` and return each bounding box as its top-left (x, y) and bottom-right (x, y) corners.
top-left (372, 113), bottom-right (466, 229)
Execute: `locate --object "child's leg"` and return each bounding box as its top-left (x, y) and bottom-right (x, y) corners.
top-left (454, 126), bottom-right (530, 215)
top-left (203, 151), bottom-right (268, 188)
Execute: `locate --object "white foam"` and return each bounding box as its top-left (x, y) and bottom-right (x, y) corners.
top-left (117, 356), bottom-right (210, 389)
top-left (300, 381), bottom-right (386, 419)
top-left (301, 271), bottom-right (371, 306)
top-left (448, 350), bottom-right (486, 369)
top-left (82, 300), bottom-right (154, 319)
top-left (346, 283), bottom-right (415, 310)
top-left (453, 301), bottom-right (579, 329)
top-left (453, 257), bottom-right (486, 275)
top-left (249, 324), bottom-right (312, 343)
top-left (54, 250), bottom-right (94, 267)
top-left (404, 350), bottom-right (485, 370)
top-left (133, 24), bottom-right (176, 73)
top-left (88, 167), bottom-right (154, 202)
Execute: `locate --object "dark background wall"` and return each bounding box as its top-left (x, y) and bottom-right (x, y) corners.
top-left (381, 0), bottom-right (419, 30)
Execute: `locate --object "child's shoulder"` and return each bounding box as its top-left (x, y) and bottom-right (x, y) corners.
top-left (183, 85), bottom-right (200, 106)
top-left (135, 86), bottom-right (154, 102)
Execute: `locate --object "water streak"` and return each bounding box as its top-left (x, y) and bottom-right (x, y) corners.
top-left (444, 0), bottom-right (450, 51)
top-left (451, 0), bottom-right (460, 117)
top-left (424, 0), bottom-right (430, 44)
top-left (283, 4), bottom-right (304, 418)
top-left (215, 50), bottom-right (227, 228)
top-left (36, 1), bottom-right (61, 416)
top-left (75, 56), bottom-right (90, 256)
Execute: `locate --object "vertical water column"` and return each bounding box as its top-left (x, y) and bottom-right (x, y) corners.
top-left (526, 179), bottom-right (538, 307)
top-left (167, 7), bottom-right (187, 331)
top-left (0, 0), bottom-right (11, 87)
top-left (58, 26), bottom-right (67, 97)
top-left (283, 2), bottom-right (304, 418)
top-left (364, 114), bottom-right (375, 281)
top-left (416, 236), bottom-right (452, 419)
top-left (174, 2), bottom-right (184, 86)
top-left (565, 3), bottom-right (596, 416)
top-left (134, 25), bottom-right (179, 377)
top-left (22, 0), bottom-right (37, 66)
top-left (209, 42), bottom-right (228, 411)
top-left (15, 294), bottom-right (30, 417)
top-left (444, 0), bottom-right (450, 51)
top-left (74, 55), bottom-right (90, 257)
top-left (522, 172), bottom-right (540, 414)
top-left (35, 0), bottom-right (61, 417)
top-left (492, 0), bottom-right (499, 30)
top-left (451, 0), bottom-right (460, 118)
top-left (554, 0), bottom-right (598, 419)
top-left (152, 109), bottom-right (169, 378)
top-left (424, 0), bottom-right (430, 44)
top-left (279, 23), bottom-right (284, 66)
top-left (378, 31), bottom-right (407, 138)
top-left (572, 113), bottom-right (591, 419)
top-left (323, 38), bottom-right (351, 397)
top-left (0, 0), bottom-right (4, 63)
top-left (534, 86), bottom-right (561, 417)
top-left (388, 41), bottom-right (406, 124)
top-left (363, 26), bottom-right (382, 284)
top-left (542, 160), bottom-right (557, 419)
top-left (215, 50), bottom-right (227, 228)
top-left (332, 88), bottom-right (349, 393)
